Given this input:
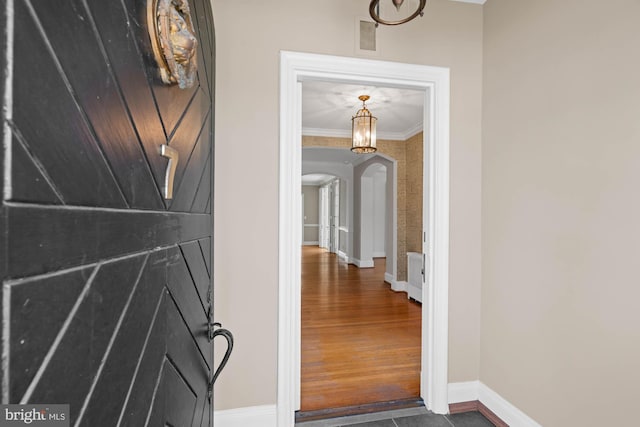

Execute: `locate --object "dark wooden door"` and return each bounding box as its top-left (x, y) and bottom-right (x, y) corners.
top-left (0, 0), bottom-right (218, 425)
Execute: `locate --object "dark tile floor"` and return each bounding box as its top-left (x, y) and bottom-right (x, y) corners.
top-left (296, 407), bottom-right (495, 427)
top-left (339, 412), bottom-right (493, 427)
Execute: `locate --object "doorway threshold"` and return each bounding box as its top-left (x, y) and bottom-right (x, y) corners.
top-left (295, 398), bottom-right (425, 424)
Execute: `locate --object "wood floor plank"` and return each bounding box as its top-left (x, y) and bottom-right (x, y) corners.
top-left (301, 246), bottom-right (422, 412)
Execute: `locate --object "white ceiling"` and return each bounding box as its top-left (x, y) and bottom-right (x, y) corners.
top-left (302, 81), bottom-right (424, 141)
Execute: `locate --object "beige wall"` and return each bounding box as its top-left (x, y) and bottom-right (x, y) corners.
top-left (406, 132), bottom-right (423, 254)
top-left (213, 0), bottom-right (483, 409)
top-left (481, 1), bottom-right (640, 426)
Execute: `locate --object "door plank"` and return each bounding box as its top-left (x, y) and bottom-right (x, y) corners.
top-left (118, 292), bottom-right (168, 427)
top-left (200, 400), bottom-right (211, 427)
top-left (28, 0), bottom-right (164, 210)
top-left (180, 241), bottom-right (211, 309)
top-left (167, 90), bottom-right (210, 202)
top-left (7, 266), bottom-right (93, 401)
top-left (25, 255), bottom-right (147, 423)
top-left (189, 0), bottom-right (213, 99)
top-left (76, 251), bottom-right (167, 427)
top-left (198, 238), bottom-right (212, 278)
top-left (169, 112), bottom-right (212, 213)
top-left (191, 154), bottom-right (212, 213)
top-left (145, 358), bottom-right (198, 427)
top-left (10, 132), bottom-right (62, 205)
top-left (12, 1), bottom-right (127, 208)
top-left (164, 293), bottom-right (209, 427)
top-left (84, 0), bottom-right (170, 191)
top-left (150, 66), bottom-right (200, 140)
top-left (166, 247), bottom-right (211, 369)
top-left (5, 204), bottom-right (211, 279)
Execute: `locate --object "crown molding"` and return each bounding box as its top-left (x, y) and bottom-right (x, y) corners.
top-left (302, 123), bottom-right (423, 142)
top-left (302, 127), bottom-right (351, 139)
top-left (450, 0), bottom-right (486, 4)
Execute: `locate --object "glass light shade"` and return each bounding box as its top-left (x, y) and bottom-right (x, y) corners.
top-left (351, 106), bottom-right (377, 154)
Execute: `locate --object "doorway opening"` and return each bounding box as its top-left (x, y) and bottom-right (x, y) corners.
top-left (278, 51), bottom-right (450, 427)
top-left (297, 152), bottom-right (422, 421)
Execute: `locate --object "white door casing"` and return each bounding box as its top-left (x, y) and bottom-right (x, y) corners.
top-left (278, 51), bottom-right (450, 427)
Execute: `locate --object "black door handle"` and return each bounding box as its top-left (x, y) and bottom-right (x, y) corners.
top-left (210, 324), bottom-right (234, 385)
top-left (207, 308), bottom-right (234, 401)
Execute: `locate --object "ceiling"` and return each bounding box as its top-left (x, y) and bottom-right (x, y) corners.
top-left (302, 81), bottom-right (424, 141)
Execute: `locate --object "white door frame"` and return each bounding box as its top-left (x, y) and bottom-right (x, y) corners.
top-left (278, 51), bottom-right (450, 427)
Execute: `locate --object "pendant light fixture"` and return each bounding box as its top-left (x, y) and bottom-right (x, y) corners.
top-left (369, 0), bottom-right (427, 26)
top-left (351, 95), bottom-right (377, 154)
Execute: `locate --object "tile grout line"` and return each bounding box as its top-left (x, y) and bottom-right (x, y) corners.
top-left (443, 414), bottom-right (456, 427)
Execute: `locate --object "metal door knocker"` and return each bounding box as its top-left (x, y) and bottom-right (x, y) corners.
top-left (147, 0), bottom-right (198, 88)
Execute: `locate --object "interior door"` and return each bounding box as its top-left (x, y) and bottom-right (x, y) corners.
top-left (0, 0), bottom-right (223, 426)
top-left (331, 180), bottom-right (340, 254)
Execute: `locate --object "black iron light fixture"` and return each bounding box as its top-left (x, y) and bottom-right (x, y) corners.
top-left (351, 95), bottom-right (377, 154)
top-left (369, 0), bottom-right (427, 26)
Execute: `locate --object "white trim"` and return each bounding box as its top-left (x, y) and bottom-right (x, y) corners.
top-left (450, 0), bottom-right (486, 4)
top-left (279, 51), bottom-right (450, 426)
top-left (303, 224), bottom-right (319, 227)
top-left (372, 251), bottom-right (386, 258)
top-left (302, 241), bottom-right (319, 246)
top-left (214, 405), bottom-right (277, 427)
top-left (382, 275), bottom-right (411, 299)
top-left (302, 124), bottom-right (423, 142)
top-left (447, 382), bottom-right (541, 427)
top-left (393, 280), bottom-right (408, 293)
top-left (402, 122), bottom-right (424, 140)
top-left (302, 127), bottom-right (350, 139)
top-left (478, 383), bottom-right (542, 427)
top-left (337, 250), bottom-right (349, 262)
top-left (384, 272), bottom-right (395, 285)
top-left (351, 257), bottom-right (374, 268)
top-left (278, 53), bottom-right (301, 427)
top-left (448, 381), bottom-right (479, 404)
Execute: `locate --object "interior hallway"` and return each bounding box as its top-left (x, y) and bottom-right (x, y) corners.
top-left (300, 246), bottom-right (422, 413)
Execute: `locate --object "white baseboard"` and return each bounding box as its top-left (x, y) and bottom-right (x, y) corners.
top-left (448, 381), bottom-right (479, 403)
top-left (448, 382), bottom-right (541, 427)
top-left (478, 382), bottom-right (542, 427)
top-left (372, 251), bottom-right (386, 258)
top-left (337, 250), bottom-right (349, 262)
top-left (351, 257), bottom-right (374, 268)
top-left (302, 241), bottom-right (319, 246)
top-left (214, 405), bottom-right (277, 427)
top-left (393, 280), bottom-right (407, 293)
top-left (383, 272), bottom-right (407, 293)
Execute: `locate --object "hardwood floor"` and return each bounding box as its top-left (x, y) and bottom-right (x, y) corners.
top-left (300, 246), bottom-right (422, 412)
